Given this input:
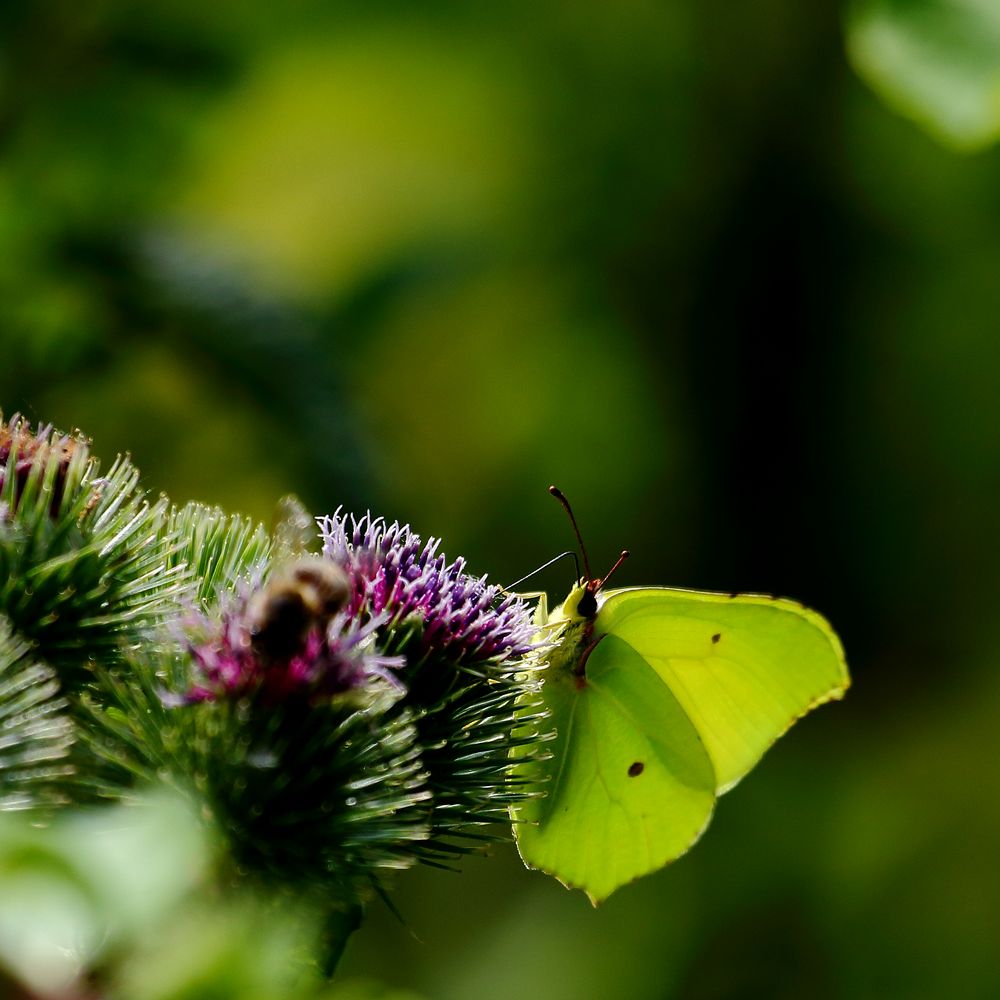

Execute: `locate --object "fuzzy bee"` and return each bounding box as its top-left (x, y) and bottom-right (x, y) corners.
top-left (246, 556), bottom-right (350, 662)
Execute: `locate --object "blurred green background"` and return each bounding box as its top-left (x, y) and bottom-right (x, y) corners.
top-left (2, 1), bottom-right (999, 997)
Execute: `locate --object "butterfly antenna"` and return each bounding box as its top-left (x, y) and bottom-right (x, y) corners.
top-left (549, 485), bottom-right (592, 584)
top-left (598, 549), bottom-right (630, 591)
top-left (505, 550), bottom-right (579, 592)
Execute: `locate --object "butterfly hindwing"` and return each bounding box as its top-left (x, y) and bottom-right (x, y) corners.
top-left (514, 630), bottom-right (716, 904)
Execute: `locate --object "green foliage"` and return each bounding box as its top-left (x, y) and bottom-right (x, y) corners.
top-left (0, 792), bottom-right (208, 995)
top-left (847, 0), bottom-right (1000, 150)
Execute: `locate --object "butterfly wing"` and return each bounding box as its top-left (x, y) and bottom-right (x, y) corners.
top-left (513, 630), bottom-right (716, 904)
top-left (513, 586), bottom-right (848, 902)
top-left (596, 588), bottom-right (849, 792)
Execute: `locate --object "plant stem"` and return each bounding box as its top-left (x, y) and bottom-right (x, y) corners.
top-left (320, 901), bottom-right (363, 978)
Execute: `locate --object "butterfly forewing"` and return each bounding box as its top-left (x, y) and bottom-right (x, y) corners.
top-left (595, 588), bottom-right (849, 793)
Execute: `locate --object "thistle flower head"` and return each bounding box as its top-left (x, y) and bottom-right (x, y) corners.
top-left (319, 510), bottom-right (537, 667)
top-left (320, 508), bottom-right (548, 861)
top-left (184, 589), bottom-right (403, 705)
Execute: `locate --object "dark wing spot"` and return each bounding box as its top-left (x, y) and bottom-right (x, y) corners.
top-left (628, 761), bottom-right (644, 777)
top-left (711, 633), bottom-right (721, 644)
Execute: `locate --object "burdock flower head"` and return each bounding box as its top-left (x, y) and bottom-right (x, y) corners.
top-left (319, 508), bottom-right (547, 859)
top-left (149, 549), bottom-right (430, 899)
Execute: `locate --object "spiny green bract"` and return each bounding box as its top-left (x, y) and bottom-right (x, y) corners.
top-left (83, 655), bottom-right (433, 898)
top-left (164, 502), bottom-right (273, 610)
top-left (320, 510), bottom-right (549, 864)
top-left (0, 620), bottom-right (74, 811)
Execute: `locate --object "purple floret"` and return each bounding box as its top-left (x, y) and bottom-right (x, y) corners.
top-left (319, 509), bottom-right (537, 666)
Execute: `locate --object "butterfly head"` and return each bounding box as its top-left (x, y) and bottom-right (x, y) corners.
top-left (558, 560), bottom-right (628, 622)
top-left (557, 582), bottom-right (598, 622)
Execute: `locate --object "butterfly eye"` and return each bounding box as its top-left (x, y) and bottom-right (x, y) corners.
top-left (577, 589), bottom-right (597, 619)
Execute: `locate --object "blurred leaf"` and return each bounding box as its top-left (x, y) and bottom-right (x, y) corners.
top-left (0, 850), bottom-right (98, 995)
top-left (51, 794), bottom-right (209, 932)
top-left (847, 0), bottom-right (1000, 150)
top-left (0, 792), bottom-right (206, 995)
top-left (113, 896), bottom-right (321, 1000)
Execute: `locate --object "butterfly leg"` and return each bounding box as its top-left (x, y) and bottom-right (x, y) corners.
top-left (512, 590), bottom-right (549, 627)
top-left (574, 632), bottom-right (606, 688)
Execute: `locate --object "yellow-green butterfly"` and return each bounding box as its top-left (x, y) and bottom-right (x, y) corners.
top-left (512, 488), bottom-right (849, 904)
